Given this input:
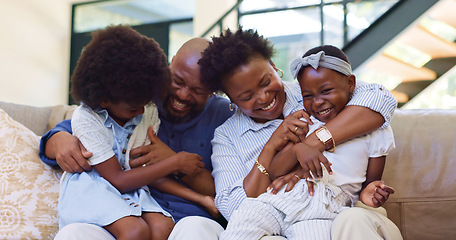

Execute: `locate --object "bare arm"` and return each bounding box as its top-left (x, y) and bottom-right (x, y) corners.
top-left (94, 152), bottom-right (204, 193)
top-left (129, 126), bottom-right (215, 196)
top-left (270, 105), bottom-right (384, 178)
top-left (150, 177), bottom-right (219, 218)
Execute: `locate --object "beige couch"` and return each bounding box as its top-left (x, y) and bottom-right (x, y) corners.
top-left (0, 100), bottom-right (455, 240)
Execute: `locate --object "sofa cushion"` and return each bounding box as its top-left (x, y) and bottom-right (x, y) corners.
top-left (0, 109), bottom-right (61, 239)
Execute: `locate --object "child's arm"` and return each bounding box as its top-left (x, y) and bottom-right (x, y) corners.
top-left (150, 178), bottom-right (219, 218)
top-left (129, 126), bottom-right (216, 197)
top-left (93, 152), bottom-right (204, 193)
top-left (359, 156), bottom-right (395, 207)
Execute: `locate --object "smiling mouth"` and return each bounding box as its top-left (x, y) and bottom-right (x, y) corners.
top-left (261, 97), bottom-right (276, 111)
top-left (173, 98), bottom-right (187, 110)
top-left (317, 108), bottom-right (332, 115)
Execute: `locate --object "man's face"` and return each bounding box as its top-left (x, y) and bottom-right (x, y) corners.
top-left (163, 53), bottom-right (212, 123)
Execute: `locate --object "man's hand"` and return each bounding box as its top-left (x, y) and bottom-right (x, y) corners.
top-left (47, 131), bottom-right (92, 173)
top-left (129, 126), bottom-right (176, 168)
top-left (360, 181), bottom-right (395, 208)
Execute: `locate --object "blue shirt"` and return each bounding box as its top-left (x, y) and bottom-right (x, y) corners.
top-left (212, 81), bottom-right (397, 220)
top-left (39, 95), bottom-right (233, 222)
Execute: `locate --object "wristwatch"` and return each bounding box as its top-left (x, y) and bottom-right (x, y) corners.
top-left (315, 126), bottom-right (335, 152)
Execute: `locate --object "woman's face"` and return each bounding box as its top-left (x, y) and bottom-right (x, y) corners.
top-left (222, 56), bottom-right (286, 123)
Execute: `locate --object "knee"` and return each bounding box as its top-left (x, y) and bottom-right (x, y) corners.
top-left (117, 221), bottom-right (151, 240)
top-left (149, 217), bottom-right (174, 240)
top-left (333, 207), bottom-right (378, 234)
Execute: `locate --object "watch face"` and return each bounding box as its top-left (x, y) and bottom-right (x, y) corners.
top-left (317, 128), bottom-right (331, 141)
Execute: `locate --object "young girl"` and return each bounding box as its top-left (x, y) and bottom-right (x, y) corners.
top-left (219, 45), bottom-right (396, 239)
top-left (57, 25), bottom-right (205, 240)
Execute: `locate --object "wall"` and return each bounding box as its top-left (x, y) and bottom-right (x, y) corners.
top-left (0, 0), bottom-right (234, 107)
top-left (0, 0), bottom-right (89, 107)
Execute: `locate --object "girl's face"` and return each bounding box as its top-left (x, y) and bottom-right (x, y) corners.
top-left (101, 101), bottom-right (147, 126)
top-left (222, 56), bottom-right (286, 123)
top-left (298, 66), bottom-right (355, 123)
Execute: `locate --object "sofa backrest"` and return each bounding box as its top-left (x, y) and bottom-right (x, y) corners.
top-left (384, 109), bottom-right (456, 240)
top-left (0, 101), bottom-right (52, 136)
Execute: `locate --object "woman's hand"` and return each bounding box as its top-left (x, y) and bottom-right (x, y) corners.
top-left (266, 110), bottom-right (312, 153)
top-left (360, 181), bottom-right (395, 208)
top-left (267, 167), bottom-right (316, 195)
top-left (293, 142), bottom-right (332, 179)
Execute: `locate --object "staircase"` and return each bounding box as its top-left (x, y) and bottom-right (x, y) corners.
top-left (343, 0), bottom-right (456, 107)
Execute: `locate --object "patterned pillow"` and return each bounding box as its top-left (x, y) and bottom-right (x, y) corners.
top-left (0, 109), bottom-right (62, 239)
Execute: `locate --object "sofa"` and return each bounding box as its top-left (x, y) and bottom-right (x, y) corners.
top-left (0, 100), bottom-right (455, 240)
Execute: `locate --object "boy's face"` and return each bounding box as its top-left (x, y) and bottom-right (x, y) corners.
top-left (101, 101), bottom-right (147, 126)
top-left (298, 66), bottom-right (355, 123)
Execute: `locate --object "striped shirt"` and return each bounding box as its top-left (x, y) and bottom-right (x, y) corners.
top-left (211, 80), bottom-right (397, 220)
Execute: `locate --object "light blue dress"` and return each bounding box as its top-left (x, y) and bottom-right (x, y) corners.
top-left (58, 105), bottom-right (172, 229)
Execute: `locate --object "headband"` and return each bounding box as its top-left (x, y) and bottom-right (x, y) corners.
top-left (290, 51), bottom-right (352, 79)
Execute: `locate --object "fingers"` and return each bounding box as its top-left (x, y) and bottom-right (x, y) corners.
top-left (129, 154), bottom-right (149, 168)
top-left (268, 177), bottom-right (288, 195)
top-left (306, 179), bottom-right (314, 196)
top-left (319, 154), bottom-right (333, 176)
top-left (147, 125), bottom-right (162, 145)
top-left (285, 174), bottom-right (301, 192)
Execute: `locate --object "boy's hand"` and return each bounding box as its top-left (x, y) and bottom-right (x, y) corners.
top-left (360, 181), bottom-right (395, 208)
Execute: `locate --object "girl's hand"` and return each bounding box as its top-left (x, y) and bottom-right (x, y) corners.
top-left (267, 110), bottom-right (312, 152)
top-left (293, 142), bottom-right (332, 179)
top-left (175, 152), bottom-right (204, 177)
top-left (360, 181), bottom-right (395, 208)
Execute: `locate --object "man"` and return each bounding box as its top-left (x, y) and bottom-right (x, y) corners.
top-left (40, 37), bottom-right (233, 239)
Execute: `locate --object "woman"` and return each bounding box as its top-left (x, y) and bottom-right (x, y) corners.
top-left (198, 28), bottom-right (402, 239)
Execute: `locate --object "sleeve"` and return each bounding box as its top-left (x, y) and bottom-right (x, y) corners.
top-left (347, 81), bottom-right (397, 129)
top-left (211, 127), bottom-right (249, 221)
top-left (368, 125), bottom-right (396, 158)
top-left (71, 106), bottom-right (114, 166)
top-left (39, 119), bottom-right (72, 167)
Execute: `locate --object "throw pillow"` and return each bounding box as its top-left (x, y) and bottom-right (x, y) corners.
top-left (0, 109), bottom-right (62, 239)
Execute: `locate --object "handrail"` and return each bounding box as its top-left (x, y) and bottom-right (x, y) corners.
top-left (200, 0), bottom-right (244, 37)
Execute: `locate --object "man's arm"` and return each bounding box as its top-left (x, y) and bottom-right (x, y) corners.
top-left (39, 119), bottom-right (92, 172)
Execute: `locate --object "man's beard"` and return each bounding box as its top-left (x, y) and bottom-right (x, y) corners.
top-left (158, 97), bottom-right (202, 124)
